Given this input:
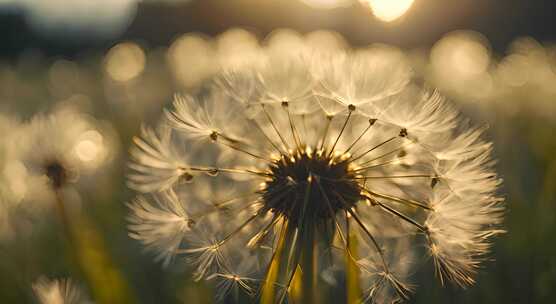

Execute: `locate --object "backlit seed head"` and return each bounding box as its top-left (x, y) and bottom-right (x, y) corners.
top-left (126, 30), bottom-right (504, 303)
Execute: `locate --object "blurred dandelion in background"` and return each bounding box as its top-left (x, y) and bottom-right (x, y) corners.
top-left (0, 103), bottom-right (131, 303)
top-left (32, 277), bottom-right (90, 304)
top-left (3, 103), bottom-right (116, 210)
top-left (126, 30), bottom-right (504, 303)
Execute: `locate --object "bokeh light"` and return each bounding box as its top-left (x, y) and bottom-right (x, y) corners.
top-left (216, 28), bottom-right (262, 69)
top-left (431, 31), bottom-right (491, 77)
top-left (361, 0), bottom-right (415, 22)
top-left (73, 130), bottom-right (107, 168)
top-left (167, 34), bottom-right (217, 89)
top-left (104, 42), bottom-right (146, 82)
top-left (428, 31), bottom-right (492, 98)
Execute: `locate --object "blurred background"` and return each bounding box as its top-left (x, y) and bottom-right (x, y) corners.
top-left (0, 0), bottom-right (555, 303)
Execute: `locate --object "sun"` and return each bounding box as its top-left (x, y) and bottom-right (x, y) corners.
top-left (362, 0), bottom-right (415, 22)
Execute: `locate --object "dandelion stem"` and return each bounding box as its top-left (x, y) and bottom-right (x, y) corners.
top-left (301, 221), bottom-right (316, 304)
top-left (53, 189), bottom-right (74, 245)
top-left (315, 177), bottom-right (358, 265)
top-left (261, 218), bottom-right (288, 304)
top-left (277, 225), bottom-right (302, 304)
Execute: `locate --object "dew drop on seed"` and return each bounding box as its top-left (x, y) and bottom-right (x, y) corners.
top-left (206, 168), bottom-right (219, 176)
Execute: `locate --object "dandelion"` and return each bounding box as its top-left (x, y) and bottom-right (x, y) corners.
top-left (127, 31), bottom-right (504, 303)
top-left (6, 103), bottom-right (116, 208)
top-left (1, 105), bottom-right (132, 303)
top-left (32, 277), bottom-right (91, 304)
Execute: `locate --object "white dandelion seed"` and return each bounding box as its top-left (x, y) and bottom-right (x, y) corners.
top-left (32, 277), bottom-right (91, 304)
top-left (127, 190), bottom-right (193, 266)
top-left (126, 30), bottom-right (504, 303)
top-left (127, 125), bottom-right (192, 193)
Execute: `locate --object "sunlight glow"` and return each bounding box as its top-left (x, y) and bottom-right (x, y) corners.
top-left (431, 31), bottom-right (491, 78)
top-left (301, 0), bottom-right (352, 9)
top-left (74, 130), bottom-right (106, 166)
top-left (362, 0), bottom-right (415, 22)
top-left (105, 42), bottom-right (146, 82)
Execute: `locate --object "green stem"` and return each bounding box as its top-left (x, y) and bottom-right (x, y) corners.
top-left (301, 223), bottom-right (315, 304)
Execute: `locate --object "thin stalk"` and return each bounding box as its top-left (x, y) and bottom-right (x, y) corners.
top-left (328, 109), bottom-right (353, 157)
top-left (374, 201), bottom-right (428, 233)
top-left (261, 104), bottom-right (290, 151)
top-left (349, 136), bottom-right (397, 163)
top-left (319, 115), bottom-right (333, 151)
top-left (362, 190), bottom-right (432, 211)
top-left (217, 140), bottom-right (271, 162)
top-left (344, 119), bottom-right (376, 154)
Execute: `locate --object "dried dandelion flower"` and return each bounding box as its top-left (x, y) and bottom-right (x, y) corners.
top-left (127, 31), bottom-right (504, 303)
top-left (9, 104), bottom-right (116, 205)
top-left (32, 277), bottom-right (91, 304)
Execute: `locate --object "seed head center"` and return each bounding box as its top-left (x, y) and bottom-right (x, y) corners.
top-left (262, 148), bottom-right (361, 224)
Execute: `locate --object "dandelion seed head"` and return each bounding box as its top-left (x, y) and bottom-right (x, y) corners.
top-left (126, 29), bottom-right (504, 303)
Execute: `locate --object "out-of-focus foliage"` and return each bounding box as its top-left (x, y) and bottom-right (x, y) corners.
top-left (0, 28), bottom-right (555, 303)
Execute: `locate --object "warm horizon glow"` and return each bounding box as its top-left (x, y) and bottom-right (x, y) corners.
top-left (362, 0), bottom-right (415, 22)
top-left (300, 0), bottom-right (352, 9)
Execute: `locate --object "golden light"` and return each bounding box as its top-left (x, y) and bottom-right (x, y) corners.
top-left (300, 0), bottom-right (352, 9)
top-left (105, 42), bottom-right (146, 82)
top-left (431, 31), bottom-right (491, 78)
top-left (74, 130), bottom-right (107, 167)
top-left (361, 0), bottom-right (415, 22)
top-left (167, 34), bottom-right (217, 89)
